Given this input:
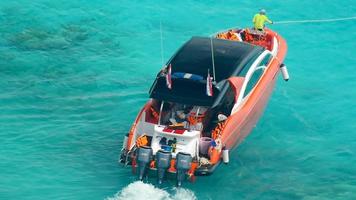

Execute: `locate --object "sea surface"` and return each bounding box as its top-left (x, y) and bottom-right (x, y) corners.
top-left (1, 0), bottom-right (355, 199)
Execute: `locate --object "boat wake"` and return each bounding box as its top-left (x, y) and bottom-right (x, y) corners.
top-left (106, 181), bottom-right (197, 200)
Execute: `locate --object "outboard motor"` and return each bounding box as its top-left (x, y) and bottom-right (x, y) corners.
top-left (122, 134), bottom-right (128, 150)
top-left (156, 150), bottom-right (172, 184)
top-left (119, 134), bottom-right (129, 164)
top-left (175, 152), bottom-right (192, 187)
top-left (280, 64), bottom-right (290, 81)
top-left (136, 146), bottom-right (153, 181)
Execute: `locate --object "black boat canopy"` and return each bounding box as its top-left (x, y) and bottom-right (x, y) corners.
top-left (149, 37), bottom-right (263, 106)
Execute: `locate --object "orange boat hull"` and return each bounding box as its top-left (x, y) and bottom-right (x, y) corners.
top-left (222, 31), bottom-right (287, 150)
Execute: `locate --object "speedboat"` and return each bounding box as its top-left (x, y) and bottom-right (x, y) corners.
top-left (119, 28), bottom-right (289, 186)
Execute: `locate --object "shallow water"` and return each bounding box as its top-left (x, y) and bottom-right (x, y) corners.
top-left (0, 0), bottom-right (356, 199)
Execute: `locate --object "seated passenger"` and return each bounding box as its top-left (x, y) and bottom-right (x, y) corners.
top-left (191, 121), bottom-right (203, 131)
top-left (169, 110), bottom-right (188, 129)
top-left (187, 106), bottom-right (206, 131)
top-left (169, 110), bottom-right (186, 124)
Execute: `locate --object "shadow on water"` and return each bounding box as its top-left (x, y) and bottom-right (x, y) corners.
top-left (3, 20), bottom-right (120, 52)
top-left (6, 25), bottom-right (97, 51)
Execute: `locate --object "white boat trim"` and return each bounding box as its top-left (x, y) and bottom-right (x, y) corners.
top-left (231, 50), bottom-right (271, 114)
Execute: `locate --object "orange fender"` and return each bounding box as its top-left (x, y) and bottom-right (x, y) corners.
top-left (209, 147), bottom-right (221, 164)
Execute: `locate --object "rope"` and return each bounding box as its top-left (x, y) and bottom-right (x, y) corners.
top-left (274, 16), bottom-right (356, 24)
top-left (211, 16), bottom-right (356, 35)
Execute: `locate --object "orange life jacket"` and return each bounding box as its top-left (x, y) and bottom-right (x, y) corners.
top-left (244, 29), bottom-right (254, 42)
top-left (217, 33), bottom-right (228, 39)
top-left (187, 116), bottom-right (197, 125)
top-left (229, 33), bottom-right (238, 41)
top-left (226, 32), bottom-right (232, 39)
top-left (187, 115), bottom-right (203, 125)
top-left (211, 121), bottom-right (226, 140)
top-left (135, 135), bottom-right (148, 147)
top-left (150, 106), bottom-right (159, 119)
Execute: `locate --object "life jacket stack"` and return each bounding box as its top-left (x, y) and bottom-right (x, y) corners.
top-left (187, 115), bottom-right (203, 125)
top-left (211, 121), bottom-right (226, 140)
top-left (216, 30), bottom-right (241, 41)
top-left (135, 135), bottom-right (148, 147)
top-left (243, 29), bottom-right (254, 42)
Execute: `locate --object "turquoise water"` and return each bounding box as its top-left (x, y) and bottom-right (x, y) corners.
top-left (1, 0), bottom-right (355, 199)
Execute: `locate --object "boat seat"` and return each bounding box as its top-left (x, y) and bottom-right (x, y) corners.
top-left (248, 28), bottom-right (266, 36)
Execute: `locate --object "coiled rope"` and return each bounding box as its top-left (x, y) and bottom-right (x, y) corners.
top-left (212, 16), bottom-right (356, 36)
top-left (274, 16), bottom-right (356, 24)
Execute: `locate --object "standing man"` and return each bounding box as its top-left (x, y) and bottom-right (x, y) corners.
top-left (253, 9), bottom-right (273, 31)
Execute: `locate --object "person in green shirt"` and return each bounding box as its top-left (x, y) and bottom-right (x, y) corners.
top-left (253, 9), bottom-right (273, 31)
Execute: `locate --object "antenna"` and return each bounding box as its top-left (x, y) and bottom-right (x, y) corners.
top-left (210, 37), bottom-right (216, 82)
top-left (160, 21), bottom-right (165, 67)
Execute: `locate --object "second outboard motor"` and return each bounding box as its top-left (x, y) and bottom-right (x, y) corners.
top-left (156, 150), bottom-right (172, 184)
top-left (122, 134), bottom-right (128, 151)
top-left (175, 152), bottom-right (192, 187)
top-left (137, 146), bottom-right (153, 181)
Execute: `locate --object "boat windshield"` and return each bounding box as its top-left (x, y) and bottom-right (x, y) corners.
top-left (149, 76), bottom-right (218, 106)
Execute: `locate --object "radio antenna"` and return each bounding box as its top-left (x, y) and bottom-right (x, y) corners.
top-left (160, 21), bottom-right (165, 67)
top-left (210, 37), bottom-right (216, 82)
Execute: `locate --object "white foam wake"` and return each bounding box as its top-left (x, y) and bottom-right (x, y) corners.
top-left (106, 181), bottom-right (197, 200)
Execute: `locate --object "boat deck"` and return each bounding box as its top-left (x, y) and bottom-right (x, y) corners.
top-left (216, 28), bottom-right (276, 52)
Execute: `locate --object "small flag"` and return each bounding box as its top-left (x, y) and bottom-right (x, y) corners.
top-left (206, 70), bottom-right (213, 96)
top-left (166, 64), bottom-right (172, 89)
